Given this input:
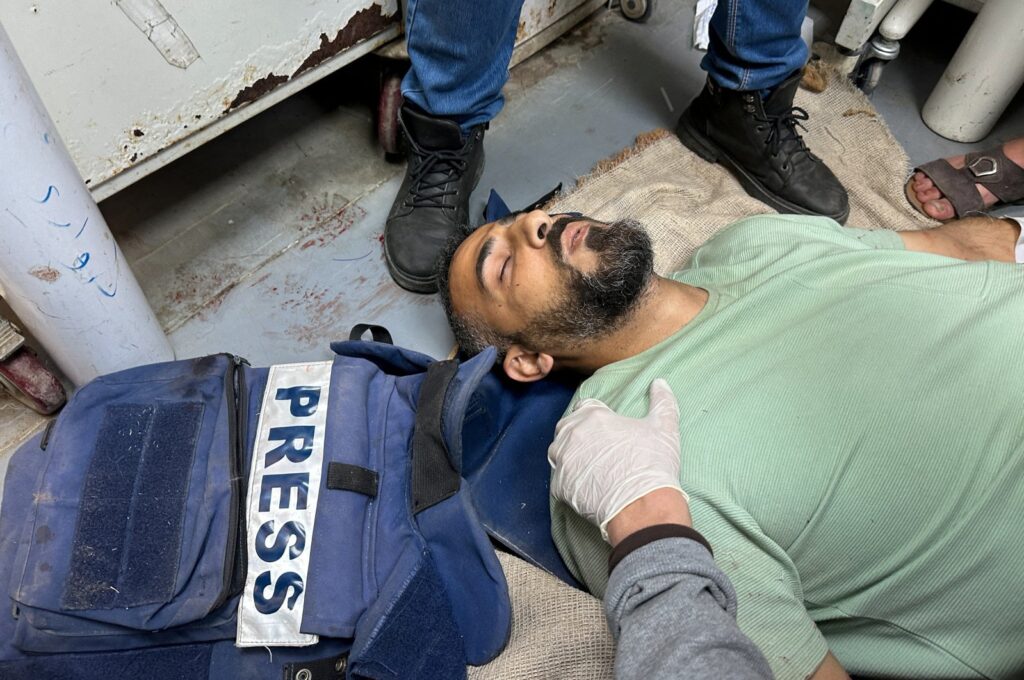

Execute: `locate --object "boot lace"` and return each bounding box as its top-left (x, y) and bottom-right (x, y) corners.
top-left (756, 106), bottom-right (813, 168)
top-left (405, 148), bottom-right (468, 210)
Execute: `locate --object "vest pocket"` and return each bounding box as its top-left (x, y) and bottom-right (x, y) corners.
top-left (9, 355), bottom-right (246, 651)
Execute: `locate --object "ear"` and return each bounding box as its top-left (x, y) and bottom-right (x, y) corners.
top-left (503, 345), bottom-right (555, 383)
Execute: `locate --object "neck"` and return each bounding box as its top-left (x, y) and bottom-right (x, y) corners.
top-left (558, 276), bottom-right (708, 373)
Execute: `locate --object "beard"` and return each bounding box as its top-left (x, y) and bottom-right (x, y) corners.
top-left (515, 216), bottom-right (654, 350)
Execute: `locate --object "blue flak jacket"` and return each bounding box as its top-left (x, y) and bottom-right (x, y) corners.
top-left (0, 338), bottom-right (576, 680)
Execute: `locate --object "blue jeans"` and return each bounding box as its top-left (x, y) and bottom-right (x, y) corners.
top-left (402, 0), bottom-right (807, 132)
top-left (402, 0), bottom-right (526, 132)
top-left (702, 0), bottom-right (809, 91)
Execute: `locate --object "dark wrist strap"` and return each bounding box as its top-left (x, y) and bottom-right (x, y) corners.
top-left (608, 524), bottom-right (713, 574)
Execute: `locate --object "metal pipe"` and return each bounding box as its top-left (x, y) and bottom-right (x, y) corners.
top-left (879, 0), bottom-right (935, 41)
top-left (0, 22), bottom-right (173, 386)
top-left (922, 0), bottom-right (1024, 143)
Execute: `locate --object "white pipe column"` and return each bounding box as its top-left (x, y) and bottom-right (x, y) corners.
top-left (879, 0), bottom-right (934, 41)
top-left (921, 0), bottom-right (1024, 143)
top-left (0, 22), bottom-right (173, 386)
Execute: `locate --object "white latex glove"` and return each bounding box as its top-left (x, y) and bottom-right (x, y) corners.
top-left (548, 379), bottom-right (687, 542)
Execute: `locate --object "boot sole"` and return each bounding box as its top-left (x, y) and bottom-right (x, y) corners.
top-left (384, 247), bottom-right (440, 294)
top-left (383, 147), bottom-right (487, 295)
top-left (675, 111), bottom-right (850, 225)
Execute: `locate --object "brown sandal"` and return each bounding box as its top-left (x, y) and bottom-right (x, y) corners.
top-left (905, 145), bottom-right (1024, 221)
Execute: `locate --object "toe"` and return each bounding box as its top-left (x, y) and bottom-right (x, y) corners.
top-left (918, 187), bottom-right (943, 202)
top-left (924, 198), bottom-right (956, 220)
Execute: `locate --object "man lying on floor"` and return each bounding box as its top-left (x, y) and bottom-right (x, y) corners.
top-left (436, 209), bottom-right (1024, 680)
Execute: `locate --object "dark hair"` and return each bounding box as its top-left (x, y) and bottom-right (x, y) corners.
top-left (435, 225), bottom-right (517, 359)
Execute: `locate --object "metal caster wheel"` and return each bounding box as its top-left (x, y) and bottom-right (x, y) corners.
top-left (621, 0), bottom-right (653, 22)
top-left (0, 343), bottom-right (66, 416)
top-left (854, 59), bottom-right (887, 95)
top-left (377, 63), bottom-right (406, 161)
top-left (852, 35), bottom-right (899, 95)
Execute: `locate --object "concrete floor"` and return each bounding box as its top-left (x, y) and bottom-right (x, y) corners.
top-left (1, 1), bottom-right (1022, 455)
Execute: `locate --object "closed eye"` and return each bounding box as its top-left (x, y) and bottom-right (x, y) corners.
top-left (499, 256), bottom-right (511, 283)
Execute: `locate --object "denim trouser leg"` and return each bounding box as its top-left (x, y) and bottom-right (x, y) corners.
top-left (701, 0), bottom-right (809, 92)
top-left (402, 0), bottom-right (526, 133)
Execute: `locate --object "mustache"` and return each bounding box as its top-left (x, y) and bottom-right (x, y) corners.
top-left (551, 214), bottom-right (583, 232)
top-left (547, 214), bottom-right (598, 259)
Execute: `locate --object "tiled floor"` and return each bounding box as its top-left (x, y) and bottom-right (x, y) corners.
top-left (1, 0), bottom-right (1022, 457)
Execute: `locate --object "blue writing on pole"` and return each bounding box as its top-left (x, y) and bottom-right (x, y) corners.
top-left (68, 252), bottom-right (91, 270)
top-left (41, 199), bottom-right (117, 298)
top-left (96, 281), bottom-right (118, 298)
top-left (35, 185), bottom-right (60, 203)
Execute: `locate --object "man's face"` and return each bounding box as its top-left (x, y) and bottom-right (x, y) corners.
top-left (446, 210), bottom-right (654, 355)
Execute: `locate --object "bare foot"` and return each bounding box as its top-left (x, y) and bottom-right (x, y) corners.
top-left (910, 137), bottom-right (1024, 220)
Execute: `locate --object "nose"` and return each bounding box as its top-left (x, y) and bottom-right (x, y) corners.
top-left (519, 210), bottom-right (552, 248)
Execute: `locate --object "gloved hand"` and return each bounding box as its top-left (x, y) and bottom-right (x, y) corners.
top-left (548, 379), bottom-right (687, 542)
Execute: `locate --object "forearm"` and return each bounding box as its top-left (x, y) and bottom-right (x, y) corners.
top-left (898, 215), bottom-right (1022, 262)
top-left (606, 488), bottom-right (691, 546)
top-left (604, 538), bottom-right (774, 680)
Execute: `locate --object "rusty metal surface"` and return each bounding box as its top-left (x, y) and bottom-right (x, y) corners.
top-left (0, 0), bottom-right (398, 194)
top-left (228, 74), bottom-right (291, 111)
top-left (1, 0), bottom-right (599, 200)
top-left (295, 7), bottom-right (397, 76)
top-left (229, 6), bottom-right (396, 111)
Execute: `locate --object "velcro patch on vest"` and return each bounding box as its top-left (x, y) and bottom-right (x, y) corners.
top-left (64, 401), bottom-right (203, 610)
top-left (236, 361), bottom-right (332, 647)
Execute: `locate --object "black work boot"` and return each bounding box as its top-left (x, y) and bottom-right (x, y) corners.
top-left (384, 104), bottom-right (485, 293)
top-left (676, 71), bottom-right (849, 223)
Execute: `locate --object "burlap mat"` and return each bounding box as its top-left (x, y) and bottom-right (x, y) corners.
top-left (472, 62), bottom-right (933, 680)
top-left (469, 552), bottom-right (615, 680)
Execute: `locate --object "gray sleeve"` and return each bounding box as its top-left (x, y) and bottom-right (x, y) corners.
top-left (604, 538), bottom-right (774, 680)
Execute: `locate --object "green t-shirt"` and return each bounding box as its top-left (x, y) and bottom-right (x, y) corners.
top-left (551, 215), bottom-right (1024, 680)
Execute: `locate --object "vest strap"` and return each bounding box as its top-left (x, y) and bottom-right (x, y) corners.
top-left (348, 324), bottom-right (393, 345)
top-left (411, 360), bottom-right (460, 514)
top-left (325, 463), bottom-right (378, 498)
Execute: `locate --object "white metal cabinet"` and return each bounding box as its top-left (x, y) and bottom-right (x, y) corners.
top-left (1, 0), bottom-right (604, 201)
top-left (1, 0), bottom-right (402, 200)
